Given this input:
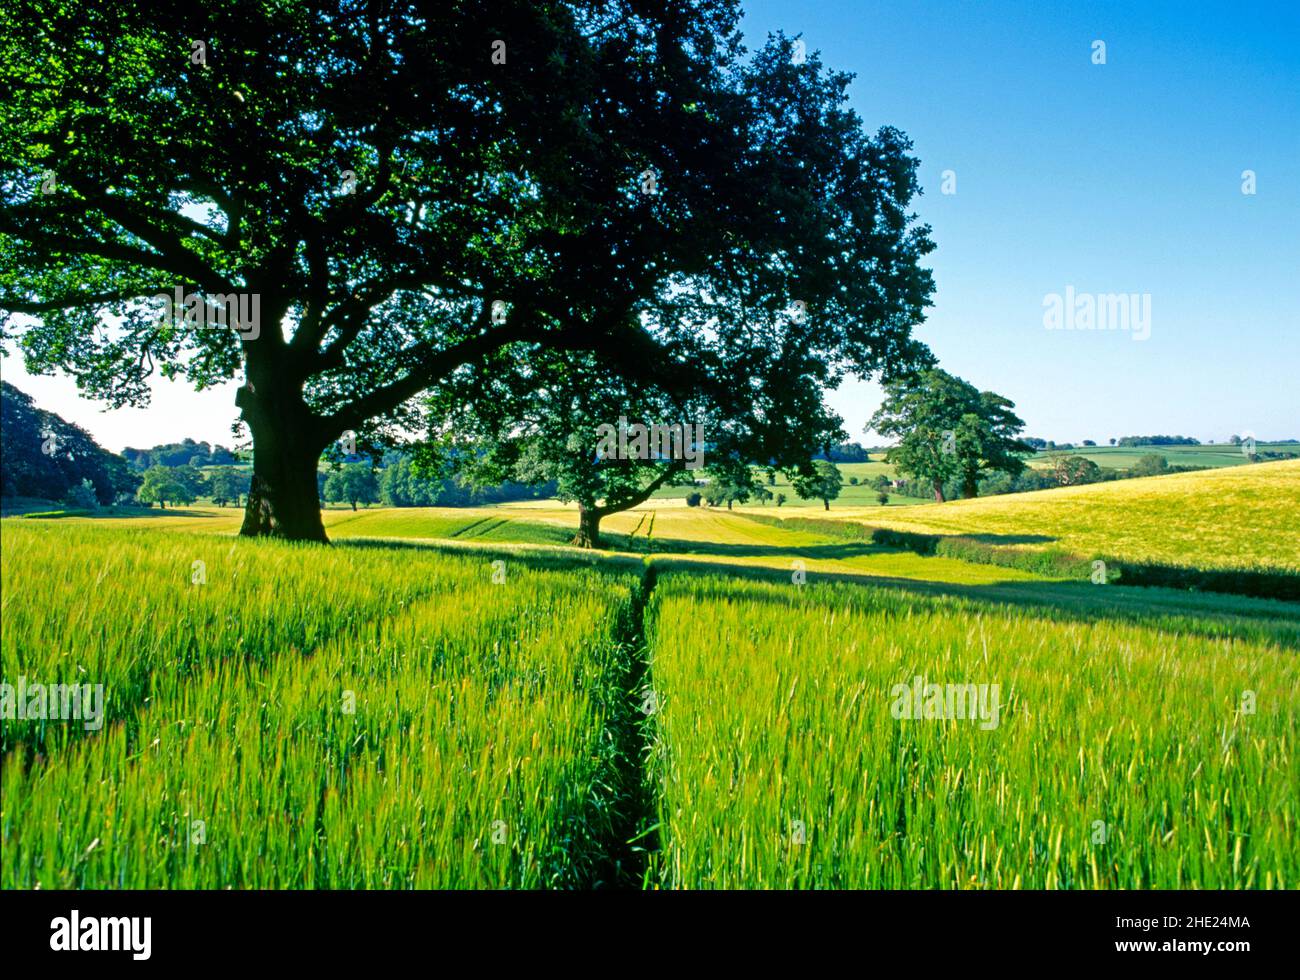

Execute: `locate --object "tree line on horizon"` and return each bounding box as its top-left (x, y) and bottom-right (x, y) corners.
top-left (0, 381), bottom-right (138, 507)
top-left (6, 374), bottom-right (1295, 520)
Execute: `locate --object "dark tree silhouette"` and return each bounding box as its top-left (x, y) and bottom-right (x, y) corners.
top-left (2, 2), bottom-right (934, 540)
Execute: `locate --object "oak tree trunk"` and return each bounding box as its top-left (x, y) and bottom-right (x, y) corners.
top-left (572, 467), bottom-right (681, 549)
top-left (237, 381), bottom-right (330, 543)
top-left (572, 505), bottom-right (604, 549)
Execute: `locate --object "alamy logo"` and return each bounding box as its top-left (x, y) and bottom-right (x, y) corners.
top-left (0, 676), bottom-right (104, 731)
top-left (50, 910), bottom-right (151, 960)
top-left (889, 675), bottom-right (1002, 730)
top-left (1043, 285), bottom-right (1150, 341)
top-left (595, 417), bottom-right (705, 470)
top-left (152, 286), bottom-right (261, 339)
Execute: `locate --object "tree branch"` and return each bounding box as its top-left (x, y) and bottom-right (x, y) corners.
top-left (318, 315), bottom-right (601, 437)
top-left (0, 290), bottom-right (138, 313)
top-left (601, 459), bottom-right (686, 514)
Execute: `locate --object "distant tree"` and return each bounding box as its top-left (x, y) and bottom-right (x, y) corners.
top-left (1132, 454), bottom-right (1170, 477)
top-left (427, 347), bottom-right (790, 547)
top-left (818, 441), bottom-right (871, 462)
top-left (377, 459), bottom-right (405, 507)
top-left (870, 369), bottom-right (1032, 501)
top-left (324, 464), bottom-right (379, 511)
top-left (147, 439), bottom-right (208, 467)
top-left (775, 493), bottom-right (786, 507)
top-left (1109, 438), bottom-right (1117, 446)
top-left (207, 467), bottom-right (247, 507)
top-left (876, 490), bottom-right (889, 505)
top-left (1082, 439), bottom-right (1096, 447)
top-left (978, 471), bottom-right (1016, 496)
top-left (135, 465), bottom-right (189, 507)
top-left (870, 473), bottom-right (892, 493)
top-left (685, 492), bottom-right (702, 508)
top-left (432, 360), bottom-right (710, 546)
top-left (0, 381), bottom-right (131, 503)
top-left (378, 457), bottom-right (443, 507)
top-left (1118, 435), bottom-right (1200, 447)
top-left (1013, 469), bottom-right (1057, 493)
top-left (1229, 434), bottom-right (1243, 446)
top-left (1052, 455), bottom-right (1102, 486)
top-left (140, 482), bottom-right (172, 507)
top-left (792, 460), bottom-right (843, 510)
top-left (170, 464), bottom-right (208, 498)
top-left (167, 482), bottom-right (195, 506)
top-left (121, 439), bottom-right (231, 470)
top-left (62, 478), bottom-right (100, 511)
top-left (704, 471), bottom-right (754, 511)
top-left (120, 448), bottom-right (149, 470)
top-left (848, 476), bottom-right (859, 485)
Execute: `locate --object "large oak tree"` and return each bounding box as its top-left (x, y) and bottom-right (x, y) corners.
top-left (1, 1), bottom-right (934, 541)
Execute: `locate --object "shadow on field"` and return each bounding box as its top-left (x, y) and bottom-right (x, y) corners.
top-left (959, 533), bottom-right (1058, 545)
top-left (336, 535), bottom-right (647, 577)
top-left (19, 506), bottom-right (226, 520)
top-left (334, 536), bottom-right (1300, 649)
top-left (742, 514), bottom-right (1300, 602)
top-left (633, 535), bottom-right (883, 560)
top-left (647, 556), bottom-right (1300, 648)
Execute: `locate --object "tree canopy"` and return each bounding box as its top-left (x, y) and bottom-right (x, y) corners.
top-left (324, 462), bottom-right (379, 511)
top-left (791, 459), bottom-right (842, 509)
top-left (870, 368), bottom-right (1030, 501)
top-left (136, 465), bottom-right (194, 507)
top-left (1, 2), bottom-right (935, 541)
top-left (207, 465), bottom-right (249, 506)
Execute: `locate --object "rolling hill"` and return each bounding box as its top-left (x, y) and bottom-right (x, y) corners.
top-left (803, 459), bottom-right (1300, 573)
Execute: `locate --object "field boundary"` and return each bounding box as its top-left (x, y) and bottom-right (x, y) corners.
top-left (738, 513), bottom-right (1300, 601)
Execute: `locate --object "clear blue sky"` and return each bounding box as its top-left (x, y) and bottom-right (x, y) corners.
top-left (2, 0), bottom-right (1297, 450)
top-left (748, 0), bottom-right (1300, 444)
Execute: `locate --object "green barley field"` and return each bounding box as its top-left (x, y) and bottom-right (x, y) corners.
top-left (646, 572), bottom-right (1298, 888)
top-left (2, 527), bottom-right (644, 888)
top-left (2, 462), bottom-right (1298, 888)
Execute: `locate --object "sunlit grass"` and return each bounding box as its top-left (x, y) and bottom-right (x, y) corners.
top-left (2, 523), bottom-right (640, 888)
top-left (0, 524), bottom-right (459, 753)
top-left (772, 460), bottom-right (1300, 573)
top-left (646, 572), bottom-right (1299, 888)
top-left (4, 459), bottom-right (1297, 891)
